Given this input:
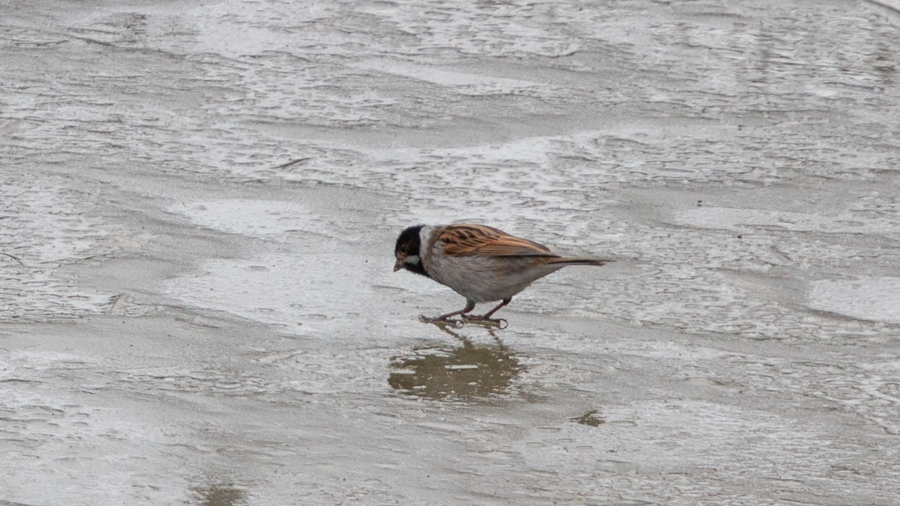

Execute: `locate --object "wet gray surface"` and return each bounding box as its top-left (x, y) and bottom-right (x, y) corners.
top-left (3, 0), bottom-right (900, 504)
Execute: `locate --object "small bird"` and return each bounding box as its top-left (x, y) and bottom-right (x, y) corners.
top-left (393, 224), bottom-right (611, 324)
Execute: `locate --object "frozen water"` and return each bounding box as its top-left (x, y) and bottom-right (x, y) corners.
top-left (3, 0), bottom-right (900, 504)
top-left (808, 277), bottom-right (900, 324)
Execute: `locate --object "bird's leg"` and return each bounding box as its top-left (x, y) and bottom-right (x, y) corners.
top-left (482, 298), bottom-right (512, 319)
top-left (419, 300), bottom-right (475, 324)
top-left (462, 298), bottom-right (511, 327)
top-left (437, 300), bottom-right (476, 320)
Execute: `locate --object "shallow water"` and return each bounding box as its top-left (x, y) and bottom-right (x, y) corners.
top-left (3, 0), bottom-right (900, 504)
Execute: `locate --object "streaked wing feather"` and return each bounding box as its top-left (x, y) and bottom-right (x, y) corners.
top-left (438, 224), bottom-right (557, 257)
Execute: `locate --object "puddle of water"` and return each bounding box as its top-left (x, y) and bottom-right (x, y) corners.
top-left (195, 484), bottom-right (247, 506)
top-left (389, 329), bottom-right (524, 402)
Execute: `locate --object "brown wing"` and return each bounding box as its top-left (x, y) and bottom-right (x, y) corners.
top-left (437, 224), bottom-right (557, 257)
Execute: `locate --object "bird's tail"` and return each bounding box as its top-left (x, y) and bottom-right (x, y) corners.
top-left (547, 257), bottom-right (612, 267)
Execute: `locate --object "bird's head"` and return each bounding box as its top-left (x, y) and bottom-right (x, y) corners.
top-left (394, 225), bottom-right (428, 276)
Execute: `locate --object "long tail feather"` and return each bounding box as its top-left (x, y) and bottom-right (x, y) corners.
top-left (547, 257), bottom-right (612, 267)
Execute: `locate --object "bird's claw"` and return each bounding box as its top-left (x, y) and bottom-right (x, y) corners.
top-left (461, 315), bottom-right (508, 329)
top-left (418, 314), bottom-right (507, 329)
top-left (418, 315), bottom-right (464, 329)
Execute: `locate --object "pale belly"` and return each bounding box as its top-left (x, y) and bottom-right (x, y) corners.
top-left (423, 253), bottom-right (564, 303)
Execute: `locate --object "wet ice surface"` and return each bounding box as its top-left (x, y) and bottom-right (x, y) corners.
top-left (3, 0), bottom-right (900, 504)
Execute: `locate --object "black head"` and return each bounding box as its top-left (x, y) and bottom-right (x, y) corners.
top-left (394, 225), bottom-right (429, 277)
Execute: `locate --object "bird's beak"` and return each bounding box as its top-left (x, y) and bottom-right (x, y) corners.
top-left (393, 258), bottom-right (403, 272)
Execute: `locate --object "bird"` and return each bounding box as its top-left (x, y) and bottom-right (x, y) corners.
top-left (393, 223), bottom-right (611, 324)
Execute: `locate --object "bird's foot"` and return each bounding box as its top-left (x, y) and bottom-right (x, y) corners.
top-left (418, 314), bottom-right (464, 329)
top-left (418, 314), bottom-right (507, 329)
top-left (461, 314), bottom-right (508, 329)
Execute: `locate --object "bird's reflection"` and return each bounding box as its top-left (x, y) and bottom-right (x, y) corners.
top-left (194, 484), bottom-right (245, 506)
top-left (388, 323), bottom-right (524, 401)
